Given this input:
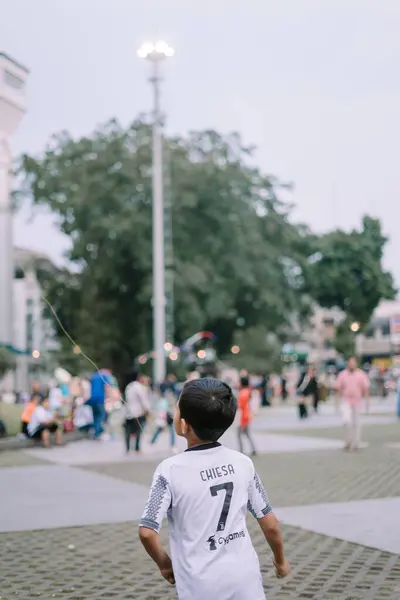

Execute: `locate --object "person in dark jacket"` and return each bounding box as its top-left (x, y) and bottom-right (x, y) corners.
top-left (260, 374), bottom-right (270, 407)
top-left (296, 365), bottom-right (319, 419)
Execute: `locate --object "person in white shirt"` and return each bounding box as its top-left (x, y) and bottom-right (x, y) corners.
top-left (139, 378), bottom-right (290, 599)
top-left (49, 386), bottom-right (63, 415)
top-left (73, 397), bottom-right (94, 432)
top-left (28, 397), bottom-right (63, 447)
top-left (124, 373), bottom-right (151, 453)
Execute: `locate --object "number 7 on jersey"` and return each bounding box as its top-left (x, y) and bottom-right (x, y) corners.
top-left (210, 482), bottom-right (234, 532)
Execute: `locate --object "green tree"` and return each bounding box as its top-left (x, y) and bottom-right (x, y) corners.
top-left (332, 320), bottom-right (357, 358)
top-left (0, 348), bottom-right (16, 380)
top-left (222, 326), bottom-right (282, 374)
top-left (17, 118), bottom-right (395, 376)
top-left (17, 118), bottom-right (306, 378)
top-left (304, 216), bottom-right (396, 327)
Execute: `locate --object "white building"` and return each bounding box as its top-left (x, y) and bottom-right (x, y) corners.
top-left (356, 300), bottom-right (400, 365)
top-left (288, 305), bottom-right (344, 366)
top-left (0, 247), bottom-right (59, 393)
top-left (0, 51), bottom-right (29, 392)
top-left (305, 306), bottom-right (344, 364)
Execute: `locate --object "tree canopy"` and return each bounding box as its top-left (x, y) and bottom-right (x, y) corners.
top-left (303, 216), bottom-right (395, 326)
top-left (16, 117), bottom-right (396, 376)
top-left (0, 348), bottom-right (16, 380)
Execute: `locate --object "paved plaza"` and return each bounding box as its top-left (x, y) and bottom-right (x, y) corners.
top-left (0, 397), bottom-right (399, 599)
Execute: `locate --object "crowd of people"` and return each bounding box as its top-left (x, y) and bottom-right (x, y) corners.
top-left (20, 382), bottom-right (63, 447)
top-left (233, 355), bottom-right (373, 452)
top-left (16, 354), bottom-right (382, 454)
top-left (17, 370), bottom-right (181, 452)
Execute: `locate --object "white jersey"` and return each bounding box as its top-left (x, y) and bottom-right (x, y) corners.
top-left (139, 442), bottom-right (271, 600)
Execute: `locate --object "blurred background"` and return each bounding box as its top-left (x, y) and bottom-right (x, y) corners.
top-left (0, 0), bottom-right (400, 419)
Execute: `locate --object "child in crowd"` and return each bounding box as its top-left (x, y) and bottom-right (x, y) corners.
top-left (28, 397), bottom-right (63, 447)
top-left (20, 393), bottom-right (40, 438)
top-left (139, 378), bottom-right (289, 600)
top-left (237, 376), bottom-right (257, 456)
top-left (150, 383), bottom-right (177, 453)
top-left (73, 397), bottom-right (94, 433)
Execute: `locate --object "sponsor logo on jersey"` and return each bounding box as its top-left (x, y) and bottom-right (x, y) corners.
top-left (207, 535), bottom-right (217, 551)
top-left (206, 530), bottom-right (245, 550)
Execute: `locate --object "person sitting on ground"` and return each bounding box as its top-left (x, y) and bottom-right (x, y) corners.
top-left (28, 397), bottom-right (63, 447)
top-left (20, 393), bottom-right (40, 438)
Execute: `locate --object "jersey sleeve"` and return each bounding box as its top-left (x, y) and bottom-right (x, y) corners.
top-left (139, 463), bottom-right (172, 533)
top-left (247, 469), bottom-right (272, 519)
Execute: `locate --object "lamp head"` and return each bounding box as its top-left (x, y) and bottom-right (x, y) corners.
top-left (137, 41), bottom-right (174, 61)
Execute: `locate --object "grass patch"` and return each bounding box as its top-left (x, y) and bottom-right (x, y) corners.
top-left (0, 402), bottom-right (23, 436)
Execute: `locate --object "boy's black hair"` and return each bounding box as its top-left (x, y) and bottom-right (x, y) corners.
top-left (240, 376), bottom-right (249, 388)
top-left (179, 378), bottom-right (237, 442)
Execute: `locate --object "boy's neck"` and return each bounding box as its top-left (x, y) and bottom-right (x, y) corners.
top-left (186, 437), bottom-right (216, 450)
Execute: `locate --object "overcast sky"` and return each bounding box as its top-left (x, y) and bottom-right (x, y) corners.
top-left (2, 0), bottom-right (400, 285)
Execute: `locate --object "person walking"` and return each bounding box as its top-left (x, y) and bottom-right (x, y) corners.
top-left (150, 383), bottom-right (177, 453)
top-left (237, 376), bottom-right (257, 456)
top-left (336, 356), bottom-right (370, 451)
top-left (296, 365), bottom-right (319, 419)
top-left (124, 373), bottom-right (151, 454)
top-left (87, 369), bottom-right (112, 439)
top-left (260, 374), bottom-right (270, 407)
top-left (281, 375), bottom-right (288, 402)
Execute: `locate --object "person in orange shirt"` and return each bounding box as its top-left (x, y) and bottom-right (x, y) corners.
top-left (237, 376), bottom-right (257, 456)
top-left (20, 393), bottom-right (41, 437)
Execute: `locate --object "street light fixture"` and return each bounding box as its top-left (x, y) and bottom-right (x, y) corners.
top-left (350, 322), bottom-right (360, 333)
top-left (137, 41), bottom-right (174, 60)
top-left (137, 40), bottom-right (174, 384)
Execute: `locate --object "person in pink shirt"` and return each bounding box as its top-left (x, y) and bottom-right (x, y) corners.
top-left (336, 356), bottom-right (370, 451)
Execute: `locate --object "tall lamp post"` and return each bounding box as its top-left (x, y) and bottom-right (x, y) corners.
top-left (137, 41), bottom-right (174, 384)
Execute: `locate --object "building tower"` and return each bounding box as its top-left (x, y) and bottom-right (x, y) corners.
top-left (0, 53), bottom-right (29, 387)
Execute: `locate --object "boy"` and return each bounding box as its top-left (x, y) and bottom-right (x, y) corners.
top-left (237, 376), bottom-right (257, 455)
top-left (139, 378), bottom-right (289, 599)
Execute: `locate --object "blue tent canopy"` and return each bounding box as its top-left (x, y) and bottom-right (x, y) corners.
top-left (0, 343), bottom-right (30, 356)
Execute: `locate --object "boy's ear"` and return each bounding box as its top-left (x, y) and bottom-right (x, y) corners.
top-left (180, 418), bottom-right (189, 436)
